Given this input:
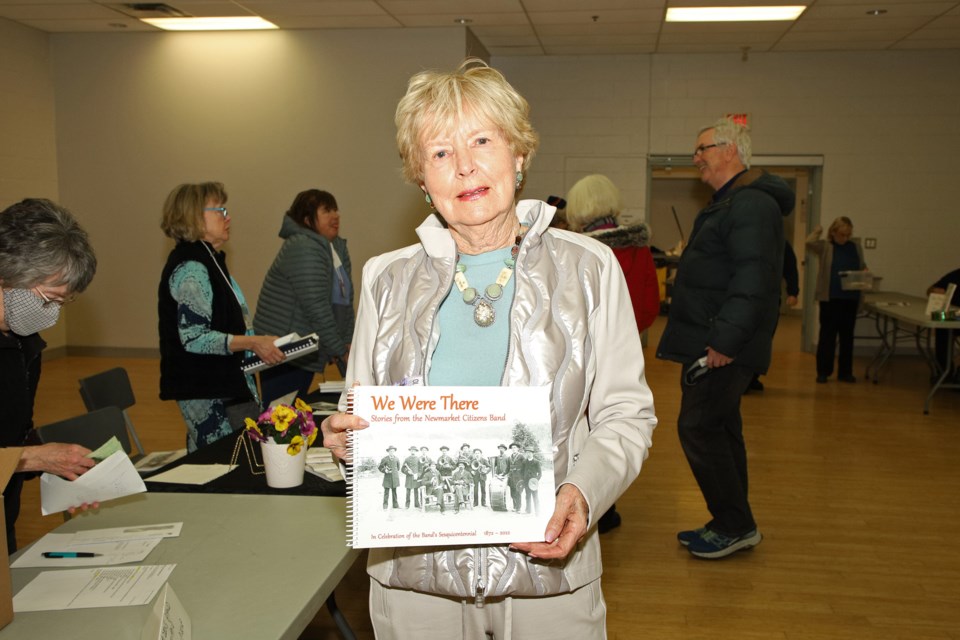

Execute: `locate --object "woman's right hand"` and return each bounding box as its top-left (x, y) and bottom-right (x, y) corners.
top-left (231, 335), bottom-right (286, 365)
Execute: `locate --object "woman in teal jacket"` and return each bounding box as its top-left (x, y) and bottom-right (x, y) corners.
top-left (254, 190), bottom-right (354, 404)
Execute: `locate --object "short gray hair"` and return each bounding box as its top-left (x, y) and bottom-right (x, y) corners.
top-left (0, 198), bottom-right (97, 294)
top-left (564, 174), bottom-right (622, 232)
top-left (702, 118), bottom-right (752, 168)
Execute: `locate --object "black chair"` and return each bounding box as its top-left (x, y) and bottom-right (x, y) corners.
top-left (78, 367), bottom-right (146, 457)
top-left (35, 406), bottom-right (134, 455)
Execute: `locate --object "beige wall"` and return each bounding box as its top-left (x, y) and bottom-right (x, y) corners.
top-left (498, 51), bottom-right (960, 297)
top-left (0, 18), bottom-right (66, 349)
top-left (49, 28), bottom-right (471, 351)
top-left (2, 19), bottom-right (958, 351)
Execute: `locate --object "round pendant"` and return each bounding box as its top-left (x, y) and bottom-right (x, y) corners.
top-left (462, 287), bottom-right (478, 304)
top-left (474, 299), bottom-right (496, 327)
top-left (485, 283), bottom-right (503, 301)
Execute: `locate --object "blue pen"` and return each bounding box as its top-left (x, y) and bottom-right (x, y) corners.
top-left (41, 551), bottom-right (100, 558)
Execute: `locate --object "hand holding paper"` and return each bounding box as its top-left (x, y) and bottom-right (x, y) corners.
top-left (40, 450), bottom-right (147, 515)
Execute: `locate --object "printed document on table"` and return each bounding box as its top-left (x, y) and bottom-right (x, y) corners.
top-left (40, 450), bottom-right (147, 515)
top-left (145, 464), bottom-right (236, 485)
top-left (11, 533), bottom-right (163, 568)
top-left (73, 522), bottom-right (183, 543)
top-left (13, 564), bottom-right (176, 612)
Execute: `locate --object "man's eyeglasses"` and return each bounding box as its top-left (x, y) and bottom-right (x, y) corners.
top-left (693, 143), bottom-right (725, 157)
top-left (204, 207), bottom-right (228, 219)
top-left (34, 288), bottom-right (73, 309)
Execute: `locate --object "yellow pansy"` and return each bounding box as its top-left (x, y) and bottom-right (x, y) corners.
top-left (287, 435), bottom-right (304, 456)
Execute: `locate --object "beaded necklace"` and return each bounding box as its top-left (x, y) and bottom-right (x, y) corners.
top-left (453, 231), bottom-right (523, 328)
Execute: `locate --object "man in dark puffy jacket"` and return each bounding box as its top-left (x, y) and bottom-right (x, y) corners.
top-left (657, 118), bottom-right (794, 560)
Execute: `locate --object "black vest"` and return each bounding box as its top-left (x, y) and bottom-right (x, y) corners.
top-left (158, 241), bottom-right (252, 401)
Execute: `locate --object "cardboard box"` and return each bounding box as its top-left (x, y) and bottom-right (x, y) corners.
top-left (0, 447), bottom-right (24, 630)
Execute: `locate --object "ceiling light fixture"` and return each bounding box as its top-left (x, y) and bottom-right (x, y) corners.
top-left (865, 9), bottom-right (887, 16)
top-left (454, 18), bottom-right (473, 25)
top-left (666, 6), bottom-right (807, 22)
top-left (141, 16), bottom-right (278, 31)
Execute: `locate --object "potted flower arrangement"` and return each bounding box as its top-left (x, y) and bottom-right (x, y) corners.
top-left (244, 398), bottom-right (318, 488)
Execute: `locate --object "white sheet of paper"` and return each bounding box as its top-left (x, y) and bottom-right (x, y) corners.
top-left (40, 450), bottom-right (147, 516)
top-left (145, 464), bottom-right (236, 485)
top-left (926, 292), bottom-right (947, 316)
top-left (141, 583), bottom-right (191, 640)
top-left (10, 533), bottom-right (162, 568)
top-left (73, 522), bottom-right (183, 543)
top-left (13, 564), bottom-right (175, 612)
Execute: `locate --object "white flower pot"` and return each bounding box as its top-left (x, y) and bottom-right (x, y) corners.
top-left (260, 440), bottom-right (306, 488)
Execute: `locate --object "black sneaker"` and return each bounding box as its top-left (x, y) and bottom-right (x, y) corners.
top-left (598, 508), bottom-right (622, 534)
top-left (686, 528), bottom-right (762, 559)
top-left (816, 375), bottom-right (828, 384)
top-left (838, 375), bottom-right (857, 383)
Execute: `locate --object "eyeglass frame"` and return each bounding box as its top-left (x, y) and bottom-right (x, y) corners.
top-left (693, 143), bottom-right (726, 157)
top-left (33, 287), bottom-right (73, 309)
top-left (204, 206), bottom-right (229, 220)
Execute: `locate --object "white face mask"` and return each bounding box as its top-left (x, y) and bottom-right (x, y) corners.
top-left (2, 288), bottom-right (61, 335)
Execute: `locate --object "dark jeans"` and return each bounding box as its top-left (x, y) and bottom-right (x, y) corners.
top-left (259, 362), bottom-right (315, 406)
top-left (677, 362), bottom-right (756, 537)
top-left (817, 299), bottom-right (859, 378)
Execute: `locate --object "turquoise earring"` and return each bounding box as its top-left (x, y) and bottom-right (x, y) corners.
top-left (515, 172), bottom-right (523, 190)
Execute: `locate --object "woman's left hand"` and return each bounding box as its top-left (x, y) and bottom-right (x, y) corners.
top-left (321, 412), bottom-right (369, 463)
top-left (510, 484), bottom-right (589, 560)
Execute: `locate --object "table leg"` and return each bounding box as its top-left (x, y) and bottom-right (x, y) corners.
top-left (866, 313), bottom-right (898, 382)
top-left (925, 327), bottom-right (959, 414)
top-left (326, 591), bottom-right (357, 640)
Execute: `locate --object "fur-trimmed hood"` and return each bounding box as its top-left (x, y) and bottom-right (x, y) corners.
top-left (584, 222), bottom-right (651, 249)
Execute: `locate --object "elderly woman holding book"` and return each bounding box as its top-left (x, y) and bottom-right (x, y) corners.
top-left (321, 59), bottom-right (657, 638)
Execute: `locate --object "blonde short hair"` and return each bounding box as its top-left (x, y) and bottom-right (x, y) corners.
top-left (828, 216), bottom-right (853, 239)
top-left (395, 58), bottom-right (539, 185)
top-left (565, 175), bottom-right (623, 232)
top-left (161, 182), bottom-right (227, 242)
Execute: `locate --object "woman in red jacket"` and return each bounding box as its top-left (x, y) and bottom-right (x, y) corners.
top-left (565, 174), bottom-right (660, 534)
top-left (566, 175), bottom-right (660, 334)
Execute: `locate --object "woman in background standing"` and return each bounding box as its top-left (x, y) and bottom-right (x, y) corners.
top-left (158, 182), bottom-right (284, 452)
top-left (806, 216), bottom-right (865, 384)
top-left (254, 189), bottom-right (354, 404)
top-left (565, 173), bottom-right (660, 533)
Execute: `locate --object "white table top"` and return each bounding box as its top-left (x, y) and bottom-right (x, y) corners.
top-left (3, 493), bottom-right (359, 640)
top-left (863, 292), bottom-right (960, 329)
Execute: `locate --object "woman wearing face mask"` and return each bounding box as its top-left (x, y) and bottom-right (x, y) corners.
top-left (254, 189), bottom-right (355, 404)
top-left (0, 198), bottom-right (100, 553)
top-left (158, 182), bottom-right (285, 452)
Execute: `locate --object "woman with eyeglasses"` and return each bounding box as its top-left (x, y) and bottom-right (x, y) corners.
top-left (253, 189), bottom-right (355, 404)
top-left (0, 198), bottom-right (100, 552)
top-left (158, 182), bottom-right (285, 452)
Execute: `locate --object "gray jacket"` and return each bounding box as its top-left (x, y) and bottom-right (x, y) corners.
top-left (344, 200), bottom-right (657, 600)
top-left (254, 215), bottom-right (354, 371)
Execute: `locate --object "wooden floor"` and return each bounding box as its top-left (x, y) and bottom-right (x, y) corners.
top-left (19, 315), bottom-right (960, 639)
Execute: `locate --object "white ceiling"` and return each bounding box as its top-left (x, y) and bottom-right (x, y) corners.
top-left (0, 0), bottom-right (958, 55)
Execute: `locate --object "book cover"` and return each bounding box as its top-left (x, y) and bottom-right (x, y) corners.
top-left (346, 385), bottom-right (555, 549)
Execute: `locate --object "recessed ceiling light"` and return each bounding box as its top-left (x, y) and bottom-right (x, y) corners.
top-left (454, 18), bottom-right (473, 25)
top-left (666, 6), bottom-right (807, 22)
top-left (865, 9), bottom-right (887, 16)
top-left (141, 16), bottom-right (278, 31)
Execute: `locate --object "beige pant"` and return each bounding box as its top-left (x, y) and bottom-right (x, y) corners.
top-left (369, 578), bottom-right (607, 640)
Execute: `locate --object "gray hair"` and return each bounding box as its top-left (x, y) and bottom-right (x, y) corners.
top-left (701, 118), bottom-right (752, 168)
top-left (0, 198), bottom-right (97, 294)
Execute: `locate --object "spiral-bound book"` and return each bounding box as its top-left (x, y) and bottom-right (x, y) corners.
top-left (346, 385), bottom-right (555, 549)
top-left (241, 332), bottom-right (319, 374)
